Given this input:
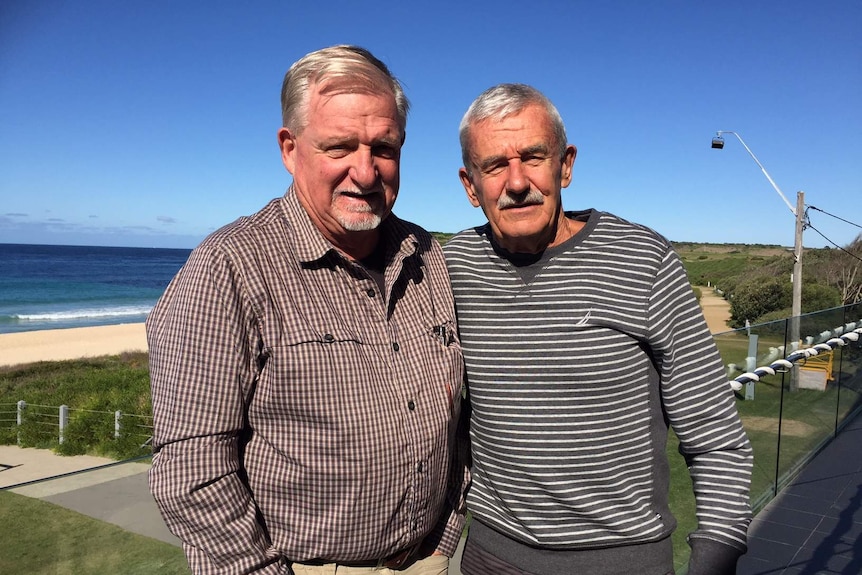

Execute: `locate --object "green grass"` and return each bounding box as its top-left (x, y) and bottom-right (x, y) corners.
top-left (0, 490), bottom-right (189, 575)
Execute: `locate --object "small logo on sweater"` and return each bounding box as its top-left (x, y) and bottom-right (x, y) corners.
top-left (575, 309), bottom-right (592, 326)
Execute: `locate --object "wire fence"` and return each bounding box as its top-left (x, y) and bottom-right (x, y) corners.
top-left (0, 401), bottom-right (153, 458)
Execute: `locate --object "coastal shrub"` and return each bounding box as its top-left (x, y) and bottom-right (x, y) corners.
top-left (729, 278), bottom-right (789, 328)
top-left (683, 256), bottom-right (760, 289)
top-left (0, 353), bottom-right (152, 459)
top-left (728, 277), bottom-right (844, 328)
top-left (801, 283), bottom-right (842, 314)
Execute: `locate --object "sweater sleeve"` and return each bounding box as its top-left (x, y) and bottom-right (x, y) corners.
top-left (647, 247), bottom-right (753, 562)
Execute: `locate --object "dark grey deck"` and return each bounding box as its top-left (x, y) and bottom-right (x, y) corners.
top-left (738, 413), bottom-right (862, 575)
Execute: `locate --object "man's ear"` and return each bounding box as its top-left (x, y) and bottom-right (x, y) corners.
top-left (278, 128), bottom-right (296, 175)
top-left (561, 144), bottom-right (577, 187)
top-left (459, 167), bottom-right (482, 208)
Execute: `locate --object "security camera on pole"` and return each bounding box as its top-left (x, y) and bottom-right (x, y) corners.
top-left (711, 131), bottom-right (805, 391)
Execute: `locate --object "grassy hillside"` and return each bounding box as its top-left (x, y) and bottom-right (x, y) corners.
top-left (673, 242), bottom-right (792, 290)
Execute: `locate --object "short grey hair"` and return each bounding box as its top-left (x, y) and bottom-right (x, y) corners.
top-left (281, 45), bottom-right (409, 134)
top-left (459, 83), bottom-right (567, 173)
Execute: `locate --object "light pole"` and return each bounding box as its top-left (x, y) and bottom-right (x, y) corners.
top-left (711, 131), bottom-right (805, 389)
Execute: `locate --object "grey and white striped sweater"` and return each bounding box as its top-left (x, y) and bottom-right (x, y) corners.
top-left (443, 209), bottom-right (752, 570)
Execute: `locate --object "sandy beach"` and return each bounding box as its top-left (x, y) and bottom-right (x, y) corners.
top-left (0, 323), bottom-right (148, 368)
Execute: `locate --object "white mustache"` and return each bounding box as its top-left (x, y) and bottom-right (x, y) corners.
top-left (497, 190), bottom-right (545, 209)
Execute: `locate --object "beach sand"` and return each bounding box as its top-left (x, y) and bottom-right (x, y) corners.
top-left (0, 323), bottom-right (148, 368)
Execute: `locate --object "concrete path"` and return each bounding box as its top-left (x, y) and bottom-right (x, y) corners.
top-left (1, 445), bottom-right (178, 545)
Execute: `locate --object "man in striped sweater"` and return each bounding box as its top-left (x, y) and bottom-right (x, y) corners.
top-left (444, 84), bottom-right (752, 575)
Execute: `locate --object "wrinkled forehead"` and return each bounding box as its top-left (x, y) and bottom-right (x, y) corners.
top-left (469, 108), bottom-right (556, 155)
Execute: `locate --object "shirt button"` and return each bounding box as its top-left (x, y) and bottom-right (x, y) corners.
top-left (392, 342), bottom-right (400, 352)
top-left (408, 400), bottom-right (416, 411)
top-left (323, 333), bottom-right (334, 343)
top-left (417, 462), bottom-right (424, 472)
top-left (366, 288), bottom-right (375, 297)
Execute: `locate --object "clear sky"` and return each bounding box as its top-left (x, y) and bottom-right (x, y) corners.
top-left (1, 1), bottom-right (860, 250)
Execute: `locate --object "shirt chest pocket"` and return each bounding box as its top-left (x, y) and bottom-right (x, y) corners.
top-left (253, 325), bottom-right (380, 419)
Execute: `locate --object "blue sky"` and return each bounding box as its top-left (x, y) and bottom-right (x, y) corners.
top-left (1, 1), bottom-right (860, 249)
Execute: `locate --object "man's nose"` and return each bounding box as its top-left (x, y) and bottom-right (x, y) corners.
top-left (349, 149), bottom-right (378, 188)
top-left (505, 161), bottom-right (529, 193)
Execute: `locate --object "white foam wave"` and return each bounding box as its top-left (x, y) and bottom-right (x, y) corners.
top-left (13, 305), bottom-right (153, 322)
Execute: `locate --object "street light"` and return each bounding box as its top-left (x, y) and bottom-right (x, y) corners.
top-left (711, 131), bottom-right (797, 215)
top-left (711, 131), bottom-right (806, 389)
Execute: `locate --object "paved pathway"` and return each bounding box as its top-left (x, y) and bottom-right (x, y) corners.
top-left (696, 285), bottom-right (733, 334)
top-left (1, 445), bottom-right (177, 545)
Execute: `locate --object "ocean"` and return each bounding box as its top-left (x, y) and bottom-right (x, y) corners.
top-left (0, 243), bottom-right (191, 334)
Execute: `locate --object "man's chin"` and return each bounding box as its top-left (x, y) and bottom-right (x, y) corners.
top-left (338, 212), bottom-right (385, 232)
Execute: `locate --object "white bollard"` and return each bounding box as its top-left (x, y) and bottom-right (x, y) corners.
top-left (59, 404), bottom-right (69, 444)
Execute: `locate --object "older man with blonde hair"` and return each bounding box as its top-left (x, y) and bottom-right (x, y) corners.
top-left (148, 45), bottom-right (468, 575)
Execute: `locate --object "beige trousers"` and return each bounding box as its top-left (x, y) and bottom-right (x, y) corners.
top-left (290, 554), bottom-right (448, 575)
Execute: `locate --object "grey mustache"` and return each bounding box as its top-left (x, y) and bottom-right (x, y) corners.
top-left (497, 190), bottom-right (545, 209)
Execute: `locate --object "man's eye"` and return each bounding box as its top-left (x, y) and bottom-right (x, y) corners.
top-left (326, 146), bottom-right (350, 157)
top-left (482, 163), bottom-right (506, 175)
top-left (373, 145), bottom-right (398, 159)
top-left (524, 155), bottom-right (546, 166)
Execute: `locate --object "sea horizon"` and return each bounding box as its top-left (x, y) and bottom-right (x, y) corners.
top-left (0, 242), bottom-right (190, 335)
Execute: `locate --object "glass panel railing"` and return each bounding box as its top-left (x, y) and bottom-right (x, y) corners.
top-left (776, 307), bottom-right (847, 491)
top-left (836, 302), bottom-right (862, 431)
top-left (720, 304), bottom-right (862, 514)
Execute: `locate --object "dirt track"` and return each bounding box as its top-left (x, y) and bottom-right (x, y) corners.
top-left (697, 286), bottom-right (732, 334)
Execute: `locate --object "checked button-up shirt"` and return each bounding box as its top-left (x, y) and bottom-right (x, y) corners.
top-left (148, 188), bottom-right (468, 574)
